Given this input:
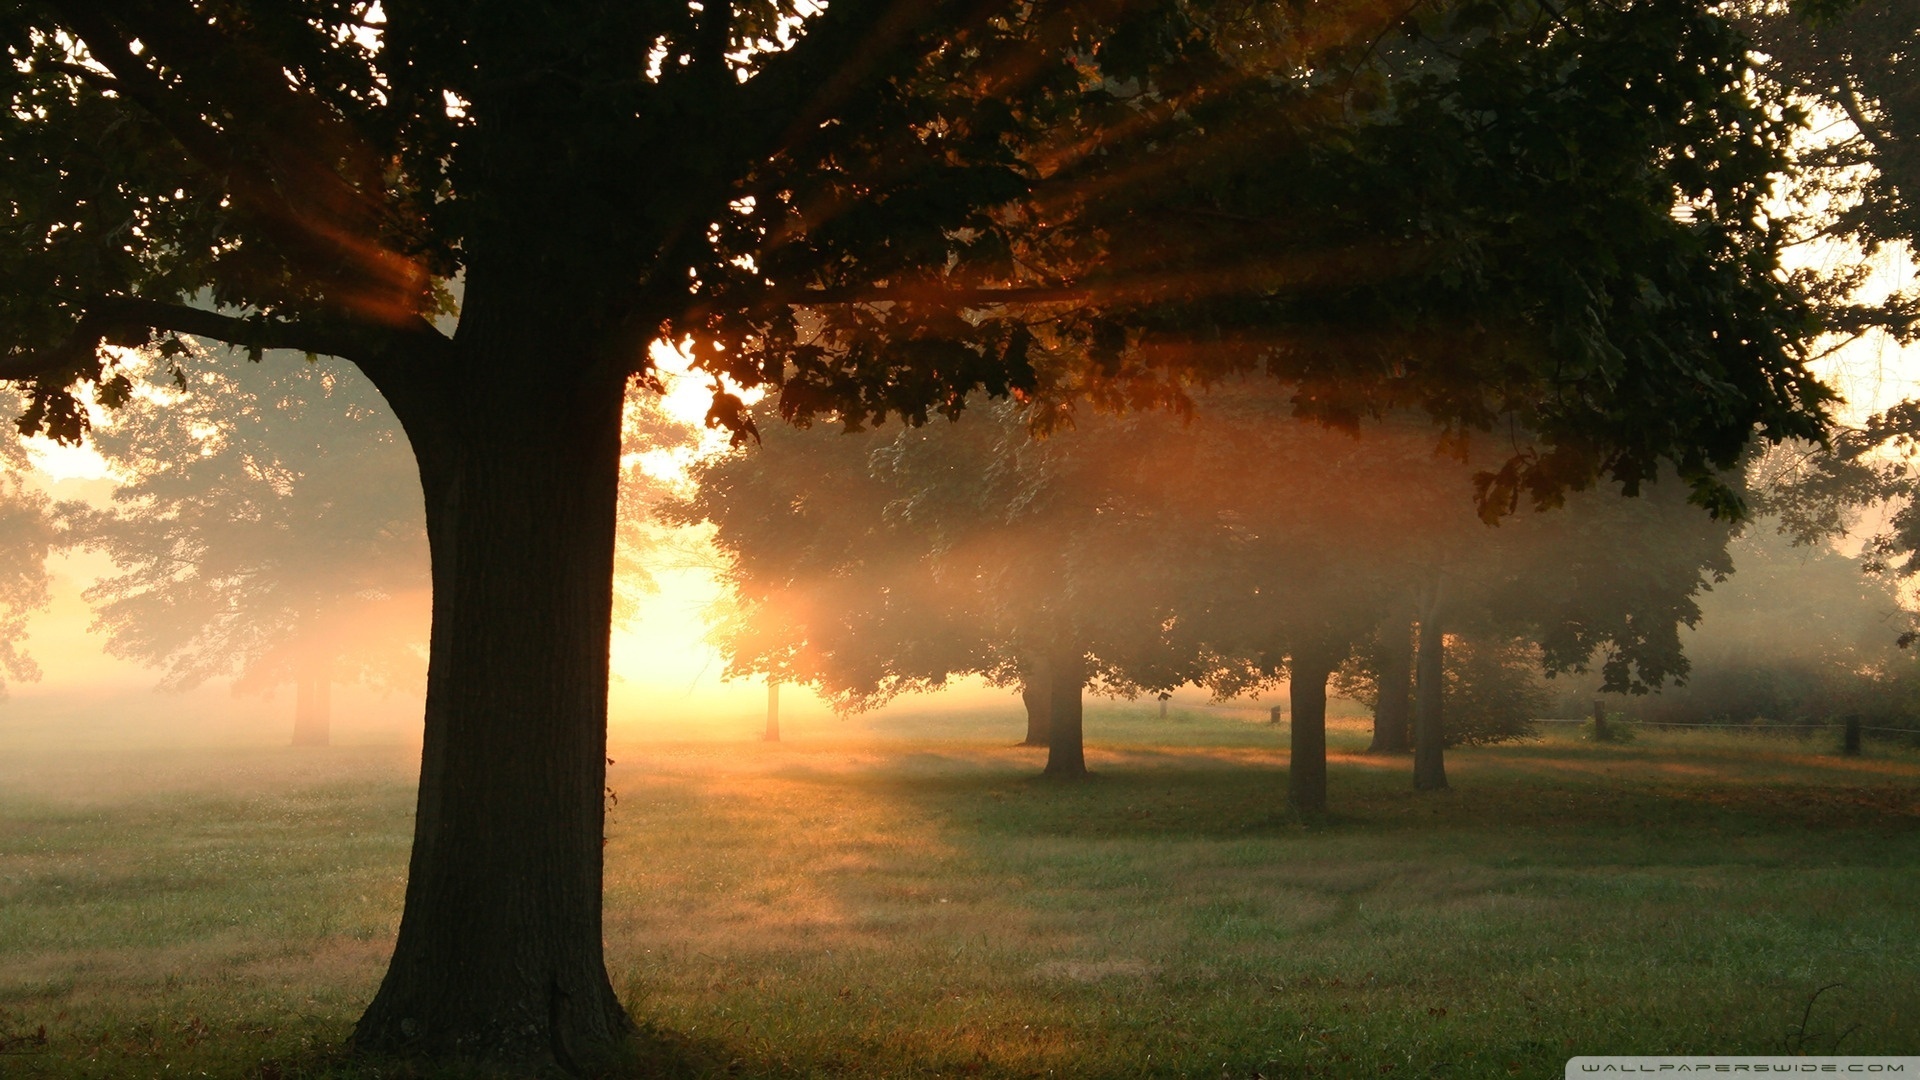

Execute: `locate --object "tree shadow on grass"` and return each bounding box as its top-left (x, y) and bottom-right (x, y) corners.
top-left (240, 1020), bottom-right (751, 1080)
top-left (799, 748), bottom-right (1920, 855)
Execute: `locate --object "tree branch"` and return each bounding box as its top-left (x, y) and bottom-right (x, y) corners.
top-left (735, 0), bottom-right (1010, 163)
top-left (785, 283), bottom-right (1097, 308)
top-left (40, 58), bottom-right (119, 93)
top-left (772, 238), bottom-right (1418, 311)
top-left (1833, 71), bottom-right (1895, 159)
top-left (0, 298), bottom-right (451, 389)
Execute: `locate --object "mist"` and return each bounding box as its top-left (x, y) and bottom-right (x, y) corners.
top-left (8, 353), bottom-right (1918, 759)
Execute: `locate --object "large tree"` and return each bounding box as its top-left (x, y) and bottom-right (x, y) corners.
top-left (1, 0), bottom-right (1838, 1066)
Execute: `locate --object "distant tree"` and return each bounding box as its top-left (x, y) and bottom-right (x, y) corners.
top-left (0, 410), bottom-right (56, 699)
top-left (1174, 398), bottom-right (1741, 797)
top-left (1403, 462), bottom-right (1741, 782)
top-left (66, 350), bottom-right (688, 746)
top-left (1153, 397), bottom-right (1427, 810)
top-left (65, 353), bottom-right (429, 745)
top-left (674, 398), bottom-right (1216, 778)
top-left (672, 416), bottom-right (979, 702)
top-left (871, 403), bottom-right (1229, 777)
top-left (1626, 523), bottom-right (1919, 731)
top-left (1342, 631), bottom-right (1550, 747)
top-left (1751, 415), bottom-right (1920, 646)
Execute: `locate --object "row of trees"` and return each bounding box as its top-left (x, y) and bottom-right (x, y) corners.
top-left (672, 382), bottom-right (1745, 810)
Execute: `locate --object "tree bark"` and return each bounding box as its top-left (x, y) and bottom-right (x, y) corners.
top-left (352, 343), bottom-right (633, 1066)
top-left (291, 653), bottom-right (332, 747)
top-left (1288, 649), bottom-right (1336, 814)
top-left (1019, 674), bottom-right (1051, 747)
top-left (1043, 647), bottom-right (1087, 778)
top-left (1413, 610), bottom-right (1448, 792)
top-left (1367, 618), bottom-right (1412, 754)
top-left (765, 680), bottom-right (781, 742)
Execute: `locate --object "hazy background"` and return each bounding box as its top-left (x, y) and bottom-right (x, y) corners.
top-left (1, 247), bottom-right (1915, 761)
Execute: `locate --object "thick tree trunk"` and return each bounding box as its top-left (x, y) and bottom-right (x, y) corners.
top-left (765, 680), bottom-right (781, 742)
top-left (1413, 612), bottom-right (1448, 792)
top-left (1288, 650), bottom-right (1335, 814)
top-left (1043, 648), bottom-right (1087, 778)
top-left (291, 654), bottom-right (331, 747)
top-left (352, 350), bottom-right (632, 1067)
top-left (1367, 619), bottom-right (1412, 754)
top-left (1019, 676), bottom-right (1051, 747)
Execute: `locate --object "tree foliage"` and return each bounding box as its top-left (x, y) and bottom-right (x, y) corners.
top-left (1747, 0), bottom-right (1920, 342)
top-left (64, 351), bottom-right (429, 698)
top-left (681, 383), bottom-right (1740, 729)
top-left (0, 411), bottom-right (55, 699)
top-left (1, 1), bottom-right (1834, 505)
top-left (1629, 522), bottom-right (1920, 729)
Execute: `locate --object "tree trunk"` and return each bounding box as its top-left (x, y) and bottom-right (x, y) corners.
top-left (1043, 647), bottom-right (1087, 778)
top-left (1019, 674), bottom-right (1051, 747)
top-left (1288, 649), bottom-right (1335, 814)
top-left (1413, 611), bottom-right (1448, 792)
top-left (291, 653), bottom-right (332, 747)
top-left (352, 349), bottom-right (633, 1066)
top-left (765, 680), bottom-right (781, 742)
top-left (1368, 618), bottom-right (1412, 754)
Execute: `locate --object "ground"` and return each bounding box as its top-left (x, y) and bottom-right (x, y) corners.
top-left (1, 704), bottom-right (1916, 1078)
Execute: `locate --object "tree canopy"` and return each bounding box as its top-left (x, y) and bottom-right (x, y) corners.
top-left (1747, 0), bottom-right (1918, 342)
top-left (680, 382), bottom-right (1744, 805)
top-left (3, 1), bottom-right (1833, 499)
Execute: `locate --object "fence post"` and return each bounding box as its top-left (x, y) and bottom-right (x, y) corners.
top-left (1592, 699), bottom-right (1609, 743)
top-left (1843, 715), bottom-right (1862, 756)
top-left (1269, 705), bottom-right (1283, 726)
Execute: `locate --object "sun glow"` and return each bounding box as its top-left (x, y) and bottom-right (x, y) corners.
top-left (24, 435), bottom-right (110, 483)
top-left (626, 338), bottom-right (764, 492)
top-left (648, 337), bottom-right (764, 429)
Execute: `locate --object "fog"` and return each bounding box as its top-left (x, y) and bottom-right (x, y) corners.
top-left (4, 339), bottom-right (1918, 773)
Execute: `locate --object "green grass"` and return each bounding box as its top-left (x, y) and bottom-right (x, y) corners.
top-left (1, 708), bottom-right (1917, 1078)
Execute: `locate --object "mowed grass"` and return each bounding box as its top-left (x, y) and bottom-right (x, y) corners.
top-left (1, 707), bottom-right (1917, 1078)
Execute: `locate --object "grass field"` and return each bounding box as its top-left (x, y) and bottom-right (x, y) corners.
top-left (1, 704), bottom-right (1917, 1078)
